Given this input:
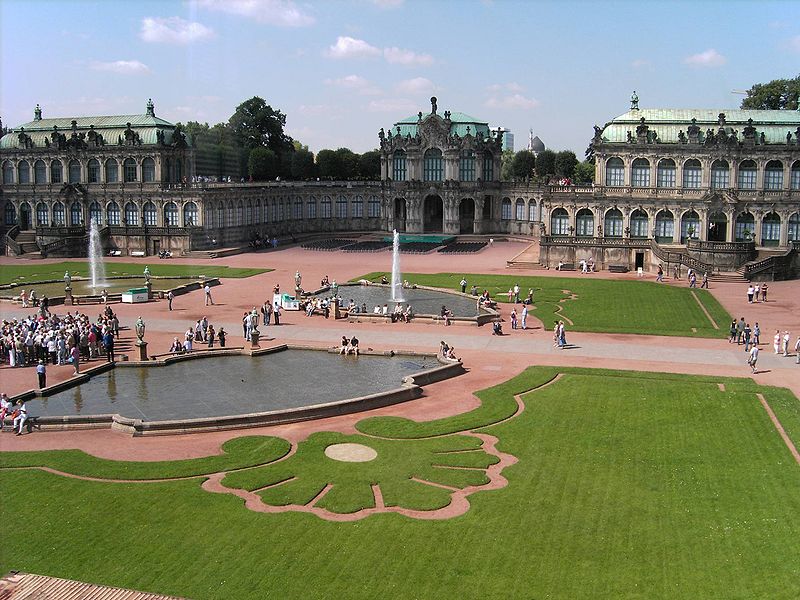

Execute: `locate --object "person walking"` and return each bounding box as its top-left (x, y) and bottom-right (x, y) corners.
top-left (795, 335), bottom-right (800, 364)
top-left (70, 344), bottom-right (80, 375)
top-left (36, 360), bottom-right (46, 389)
top-left (218, 327), bottom-right (226, 348)
top-left (746, 285), bottom-right (754, 303)
top-left (753, 322), bottom-right (761, 346)
top-left (656, 265), bottom-right (664, 282)
top-left (103, 330), bottom-right (115, 363)
top-left (204, 283), bottom-right (214, 306)
top-left (728, 319), bottom-right (737, 343)
top-left (783, 331), bottom-right (791, 356)
top-left (167, 290), bottom-right (174, 311)
top-left (510, 309), bottom-right (517, 330)
top-left (460, 277), bottom-right (467, 294)
top-left (701, 272), bottom-right (709, 289)
top-left (753, 284), bottom-right (760, 303)
top-left (521, 304), bottom-right (528, 330)
top-left (513, 284), bottom-right (520, 304)
top-left (773, 330), bottom-right (781, 354)
top-left (273, 303), bottom-right (281, 325)
top-left (736, 318), bottom-right (745, 344)
top-left (743, 324), bottom-right (752, 352)
top-left (761, 283), bottom-right (768, 302)
top-left (748, 345), bottom-right (759, 374)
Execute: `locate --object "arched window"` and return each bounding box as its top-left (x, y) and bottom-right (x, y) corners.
top-left (141, 202), bottom-right (156, 226)
top-left (69, 201), bottom-right (82, 226)
top-left (307, 196), bottom-right (317, 219)
top-left (604, 208), bottom-right (623, 237)
top-left (789, 213), bottom-right (800, 241)
top-left (4, 202), bottom-right (16, 225)
top-left (734, 212), bottom-right (755, 242)
top-left (236, 201), bottom-right (244, 226)
top-left (36, 202), bottom-right (49, 226)
top-left (105, 159), bottom-right (119, 183)
top-left (708, 211), bottom-right (727, 242)
top-left (216, 203), bottom-right (224, 227)
top-left (501, 198), bottom-right (512, 220)
top-left (392, 150), bottom-right (406, 181)
top-left (680, 210), bottom-right (700, 243)
top-left (336, 195), bottom-right (348, 218)
top-left (321, 196), bottom-right (332, 218)
top-left (711, 159), bottom-right (729, 189)
top-left (550, 208), bottom-right (569, 236)
top-left (124, 202), bottom-right (139, 226)
top-left (528, 201), bottom-right (536, 222)
top-left (459, 150), bottom-right (476, 181)
top-left (50, 160), bottom-right (63, 184)
top-left (605, 157), bottom-right (624, 187)
top-left (576, 208), bottom-right (594, 237)
top-left (123, 158), bottom-right (137, 183)
top-left (106, 201), bottom-right (120, 226)
top-left (423, 148), bottom-right (443, 182)
top-left (655, 210), bottom-right (674, 242)
top-left (164, 202), bottom-right (179, 226)
top-left (764, 160), bottom-right (783, 190)
top-left (227, 201), bottom-right (235, 227)
top-left (630, 209), bottom-right (648, 238)
top-left (142, 158), bottom-right (156, 183)
top-left (515, 199), bottom-right (525, 221)
top-left (631, 158), bottom-right (650, 187)
top-left (761, 213), bottom-right (781, 246)
top-left (68, 160), bottom-right (81, 183)
top-left (368, 195), bottom-right (380, 218)
top-left (246, 200), bottom-right (253, 225)
top-left (89, 201), bottom-right (102, 225)
top-left (792, 161), bottom-right (800, 190)
top-left (184, 202), bottom-right (198, 227)
top-left (255, 199), bottom-right (263, 224)
top-left (17, 160), bottom-right (30, 183)
top-left (738, 160), bottom-right (756, 189)
top-left (33, 160), bottom-right (45, 184)
top-left (2, 161), bottom-right (14, 184)
top-left (88, 159), bottom-right (101, 183)
top-left (482, 152), bottom-right (494, 181)
top-left (682, 159), bottom-right (701, 188)
top-left (53, 201), bottom-right (65, 226)
top-left (352, 195), bottom-right (363, 218)
top-left (656, 159), bottom-right (676, 188)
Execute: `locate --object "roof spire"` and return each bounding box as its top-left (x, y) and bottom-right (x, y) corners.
top-left (146, 98), bottom-right (155, 117)
top-left (34, 104), bottom-right (42, 121)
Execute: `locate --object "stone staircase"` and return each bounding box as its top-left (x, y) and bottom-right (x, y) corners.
top-left (9, 230), bottom-right (44, 258)
top-left (713, 270), bottom-right (748, 284)
top-left (506, 243), bottom-right (547, 270)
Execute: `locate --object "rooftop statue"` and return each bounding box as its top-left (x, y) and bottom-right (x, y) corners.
top-left (630, 90), bottom-right (639, 110)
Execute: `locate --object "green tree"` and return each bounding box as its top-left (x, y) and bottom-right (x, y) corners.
top-left (535, 149), bottom-right (556, 180)
top-left (316, 149), bottom-right (340, 179)
top-left (248, 147), bottom-right (278, 181)
top-left (500, 149), bottom-right (515, 181)
top-left (741, 75), bottom-right (800, 110)
top-left (573, 161), bottom-right (595, 184)
top-left (510, 151), bottom-right (536, 180)
top-left (228, 97), bottom-right (293, 152)
top-left (335, 148), bottom-right (359, 179)
top-left (358, 150), bottom-right (381, 179)
top-left (291, 147), bottom-right (316, 180)
top-left (554, 150), bottom-right (578, 179)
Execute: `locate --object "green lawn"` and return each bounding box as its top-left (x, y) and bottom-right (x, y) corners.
top-left (359, 272), bottom-right (730, 338)
top-left (2, 367), bottom-right (799, 599)
top-left (0, 261), bottom-right (269, 286)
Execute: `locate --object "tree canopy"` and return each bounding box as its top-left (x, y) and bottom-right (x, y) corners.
top-left (511, 151), bottom-right (536, 180)
top-left (248, 147), bottom-right (278, 181)
top-left (741, 75), bottom-right (800, 110)
top-left (535, 149), bottom-right (556, 179)
top-left (554, 151), bottom-right (578, 179)
top-left (228, 97), bottom-right (293, 154)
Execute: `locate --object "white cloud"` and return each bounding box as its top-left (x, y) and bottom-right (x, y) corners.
top-left (371, 0), bottom-right (404, 7)
top-left (485, 94), bottom-right (539, 110)
top-left (90, 60), bottom-right (151, 75)
top-left (395, 77), bottom-right (435, 94)
top-left (368, 98), bottom-right (417, 113)
top-left (325, 36), bottom-right (381, 59)
top-left (384, 47), bottom-right (433, 66)
top-left (631, 58), bottom-right (650, 68)
top-left (683, 49), bottom-right (726, 67)
top-left (789, 35), bottom-right (800, 52)
top-left (140, 17), bottom-right (215, 44)
top-left (194, 0), bottom-right (314, 27)
top-left (325, 74), bottom-right (382, 95)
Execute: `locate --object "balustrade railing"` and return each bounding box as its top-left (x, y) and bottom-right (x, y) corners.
top-left (649, 239), bottom-right (715, 274)
top-left (687, 239), bottom-right (755, 253)
top-left (5, 225), bottom-right (21, 255)
top-left (742, 246), bottom-right (797, 279)
top-left (541, 235), bottom-right (650, 248)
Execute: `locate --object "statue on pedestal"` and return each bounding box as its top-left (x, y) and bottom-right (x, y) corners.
top-left (143, 266), bottom-right (151, 283)
top-left (64, 271), bottom-right (72, 289)
top-left (294, 270), bottom-right (302, 291)
top-left (135, 316), bottom-right (146, 343)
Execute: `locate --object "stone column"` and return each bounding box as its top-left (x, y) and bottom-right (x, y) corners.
top-left (753, 211), bottom-right (763, 245)
top-left (726, 209), bottom-right (735, 242)
top-left (779, 211), bottom-right (789, 246)
top-left (473, 198), bottom-right (485, 234)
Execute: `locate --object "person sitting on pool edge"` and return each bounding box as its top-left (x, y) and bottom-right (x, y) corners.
top-left (348, 336), bottom-right (359, 356)
top-left (339, 336), bottom-right (349, 355)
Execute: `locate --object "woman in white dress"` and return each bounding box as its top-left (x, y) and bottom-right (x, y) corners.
top-left (773, 330), bottom-right (781, 354)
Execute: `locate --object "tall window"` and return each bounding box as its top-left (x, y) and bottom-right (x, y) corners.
top-left (735, 213), bottom-right (755, 241)
top-left (631, 158), bottom-right (650, 187)
top-left (711, 160), bottom-right (729, 189)
top-left (17, 160), bottom-right (31, 184)
top-left (501, 198), bottom-right (512, 220)
top-left (576, 208), bottom-right (594, 237)
top-left (33, 160), bottom-right (46, 184)
top-left (515, 199), bottom-right (525, 221)
top-left (656, 159), bottom-right (676, 188)
top-left (392, 150), bottom-right (406, 181)
top-left (655, 210), bottom-right (674, 241)
top-left (246, 201), bottom-right (253, 225)
top-left (53, 202), bottom-right (65, 225)
top-left (764, 160), bottom-right (783, 190)
top-left (368, 195), bottom-right (380, 218)
top-left (69, 160), bottom-right (81, 183)
top-left (738, 160), bottom-right (756, 189)
top-left (124, 202), bottom-right (139, 226)
top-left (255, 200), bottom-right (262, 224)
top-left (630, 209), bottom-right (648, 238)
top-left (2, 161), bottom-right (13, 184)
top-left (4, 203), bottom-right (16, 225)
top-left (423, 148), bottom-right (443, 182)
top-left (550, 208), bottom-right (569, 236)
top-left (142, 158), bottom-right (156, 182)
top-left (70, 201), bottom-right (82, 226)
top-left (792, 161), bottom-right (800, 190)
top-left (89, 202), bottom-right (102, 225)
top-left (681, 210), bottom-right (700, 242)
top-left (50, 160), bottom-right (63, 184)
top-left (789, 213), bottom-right (800, 241)
top-left (604, 209), bottom-right (623, 237)
top-left (36, 203), bottom-right (49, 226)
top-left (336, 196), bottom-right (348, 219)
top-left (107, 202), bottom-right (120, 226)
top-left (459, 150), bottom-right (475, 181)
top-left (236, 201), bottom-right (244, 227)
top-left (352, 195), bottom-right (363, 218)
top-left (184, 202), bottom-right (198, 227)
top-left (217, 203), bottom-right (224, 227)
top-left (105, 159), bottom-right (119, 183)
top-left (124, 158), bottom-right (137, 183)
top-left (164, 202), bottom-right (179, 226)
top-left (307, 197), bottom-right (317, 219)
top-left (761, 213), bottom-right (781, 246)
top-left (88, 159), bottom-right (101, 183)
top-left (605, 157), bottom-right (624, 186)
top-left (143, 202), bottom-right (157, 226)
top-left (528, 202), bottom-right (536, 222)
top-left (321, 196), bottom-right (331, 218)
top-left (293, 197), bottom-right (303, 220)
top-left (483, 152), bottom-right (494, 181)
top-left (682, 159), bottom-right (701, 188)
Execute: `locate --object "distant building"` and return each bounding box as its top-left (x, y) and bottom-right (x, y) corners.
top-left (492, 127), bottom-right (514, 151)
top-left (527, 129), bottom-right (545, 155)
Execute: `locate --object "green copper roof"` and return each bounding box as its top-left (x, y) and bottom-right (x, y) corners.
top-left (601, 108), bottom-right (800, 144)
top-left (394, 112), bottom-right (491, 139)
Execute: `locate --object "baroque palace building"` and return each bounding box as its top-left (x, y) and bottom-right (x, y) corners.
top-left (2, 96), bottom-right (799, 277)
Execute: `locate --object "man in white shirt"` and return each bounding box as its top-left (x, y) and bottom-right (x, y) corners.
top-left (14, 399), bottom-right (28, 435)
top-left (748, 345), bottom-right (759, 373)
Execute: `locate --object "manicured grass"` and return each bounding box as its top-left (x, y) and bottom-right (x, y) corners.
top-left (0, 261), bottom-right (269, 286)
top-left (2, 368), bottom-right (799, 599)
top-left (359, 271), bottom-right (731, 338)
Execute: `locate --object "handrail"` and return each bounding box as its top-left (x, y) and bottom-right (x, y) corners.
top-left (742, 246), bottom-right (797, 278)
top-left (540, 235), bottom-right (650, 248)
top-left (687, 239), bottom-right (755, 253)
top-left (5, 225), bottom-right (21, 255)
top-left (649, 239), bottom-right (715, 274)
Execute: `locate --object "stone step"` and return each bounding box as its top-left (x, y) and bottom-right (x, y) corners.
top-left (506, 261), bottom-right (547, 270)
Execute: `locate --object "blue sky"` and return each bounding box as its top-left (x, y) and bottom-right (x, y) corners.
top-left (2, 0), bottom-right (798, 155)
